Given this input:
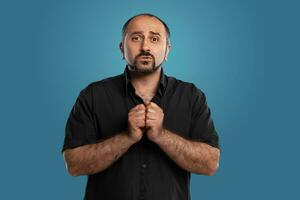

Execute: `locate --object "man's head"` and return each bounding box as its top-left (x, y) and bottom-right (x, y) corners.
top-left (119, 13), bottom-right (171, 73)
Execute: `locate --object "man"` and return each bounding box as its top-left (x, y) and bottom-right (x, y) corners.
top-left (62, 13), bottom-right (220, 200)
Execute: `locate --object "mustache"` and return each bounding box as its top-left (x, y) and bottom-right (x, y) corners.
top-left (136, 51), bottom-right (154, 58)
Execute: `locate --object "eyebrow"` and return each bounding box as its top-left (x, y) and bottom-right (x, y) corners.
top-left (149, 31), bottom-right (161, 36)
top-left (130, 31), bottom-right (161, 36)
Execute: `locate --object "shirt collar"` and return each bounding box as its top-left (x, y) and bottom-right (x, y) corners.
top-left (123, 65), bottom-right (167, 97)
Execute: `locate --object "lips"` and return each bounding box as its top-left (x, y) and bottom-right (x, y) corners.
top-left (139, 56), bottom-right (152, 60)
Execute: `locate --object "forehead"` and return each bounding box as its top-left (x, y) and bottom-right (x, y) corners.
top-left (125, 16), bottom-right (167, 36)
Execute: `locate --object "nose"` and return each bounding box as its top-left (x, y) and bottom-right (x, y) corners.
top-left (141, 39), bottom-right (150, 52)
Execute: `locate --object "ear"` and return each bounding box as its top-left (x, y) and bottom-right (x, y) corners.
top-left (119, 42), bottom-right (124, 54)
top-left (119, 42), bottom-right (125, 59)
top-left (164, 43), bottom-right (171, 61)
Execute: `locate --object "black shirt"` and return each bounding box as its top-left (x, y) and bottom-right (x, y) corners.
top-left (62, 66), bottom-right (219, 200)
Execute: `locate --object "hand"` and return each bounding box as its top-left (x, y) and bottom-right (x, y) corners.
top-left (128, 104), bottom-right (146, 142)
top-left (145, 102), bottom-right (164, 142)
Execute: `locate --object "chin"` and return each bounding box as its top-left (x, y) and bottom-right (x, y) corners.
top-left (129, 59), bottom-right (160, 73)
top-left (139, 66), bottom-right (160, 73)
top-left (137, 64), bottom-right (152, 70)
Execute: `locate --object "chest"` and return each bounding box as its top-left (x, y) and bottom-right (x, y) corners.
top-left (93, 89), bottom-right (193, 140)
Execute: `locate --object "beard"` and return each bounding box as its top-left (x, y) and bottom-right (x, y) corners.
top-left (128, 52), bottom-right (162, 74)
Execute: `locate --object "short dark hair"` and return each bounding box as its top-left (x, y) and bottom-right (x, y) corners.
top-left (122, 13), bottom-right (170, 43)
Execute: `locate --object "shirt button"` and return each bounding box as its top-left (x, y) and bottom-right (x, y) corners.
top-left (141, 163), bottom-right (147, 169)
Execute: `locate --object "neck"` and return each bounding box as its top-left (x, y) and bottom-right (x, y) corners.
top-left (129, 67), bottom-right (162, 96)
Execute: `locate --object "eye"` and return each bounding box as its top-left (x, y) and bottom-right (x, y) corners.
top-left (131, 36), bottom-right (141, 41)
top-left (151, 37), bottom-right (159, 43)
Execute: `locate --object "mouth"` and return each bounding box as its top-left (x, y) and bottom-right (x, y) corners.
top-left (138, 56), bottom-right (152, 60)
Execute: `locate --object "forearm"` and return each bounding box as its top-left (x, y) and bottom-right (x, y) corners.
top-left (63, 131), bottom-right (135, 176)
top-left (154, 129), bottom-right (220, 175)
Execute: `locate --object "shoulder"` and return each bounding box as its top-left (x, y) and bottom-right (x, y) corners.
top-left (87, 73), bottom-right (123, 90)
top-left (166, 75), bottom-right (205, 98)
top-left (81, 74), bottom-right (123, 92)
top-left (77, 73), bottom-right (123, 99)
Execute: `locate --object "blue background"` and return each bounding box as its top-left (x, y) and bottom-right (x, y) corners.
top-left (1, 0), bottom-right (299, 199)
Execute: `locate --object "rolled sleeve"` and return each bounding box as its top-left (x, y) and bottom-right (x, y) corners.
top-left (62, 86), bottom-right (98, 152)
top-left (189, 85), bottom-right (219, 149)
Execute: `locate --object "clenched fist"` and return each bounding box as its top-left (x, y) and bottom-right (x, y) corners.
top-left (145, 102), bottom-right (164, 142)
top-left (128, 104), bottom-right (146, 142)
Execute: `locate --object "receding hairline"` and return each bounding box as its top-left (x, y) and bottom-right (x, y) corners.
top-left (122, 13), bottom-right (170, 40)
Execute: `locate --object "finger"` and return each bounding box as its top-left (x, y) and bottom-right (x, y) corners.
top-left (131, 110), bottom-right (145, 117)
top-left (146, 112), bottom-right (157, 120)
top-left (145, 119), bottom-right (156, 126)
top-left (129, 115), bottom-right (145, 124)
top-left (135, 108), bottom-right (146, 115)
top-left (136, 109), bottom-right (146, 114)
top-left (129, 105), bottom-right (145, 115)
top-left (132, 104), bottom-right (145, 111)
top-left (147, 102), bottom-right (159, 108)
top-left (146, 107), bottom-right (156, 113)
top-left (147, 103), bottom-right (163, 113)
top-left (131, 117), bottom-right (145, 125)
top-left (136, 120), bottom-right (146, 127)
top-left (147, 109), bottom-right (163, 117)
top-left (133, 116), bottom-right (146, 121)
top-left (134, 114), bottom-right (146, 120)
top-left (131, 110), bottom-right (145, 118)
top-left (136, 107), bottom-right (146, 114)
top-left (146, 105), bottom-right (160, 113)
top-left (138, 103), bottom-right (146, 109)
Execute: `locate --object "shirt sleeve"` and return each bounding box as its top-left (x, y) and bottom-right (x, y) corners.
top-left (62, 85), bottom-right (98, 152)
top-left (189, 85), bottom-right (220, 149)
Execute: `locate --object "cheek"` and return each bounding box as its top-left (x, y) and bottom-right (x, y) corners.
top-left (153, 49), bottom-right (166, 61)
top-left (124, 49), bottom-right (133, 60)
top-left (125, 45), bottom-right (139, 58)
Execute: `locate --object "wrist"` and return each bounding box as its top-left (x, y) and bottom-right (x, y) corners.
top-left (123, 131), bottom-right (140, 145)
top-left (152, 128), bottom-right (167, 144)
top-left (127, 123), bottom-right (144, 142)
